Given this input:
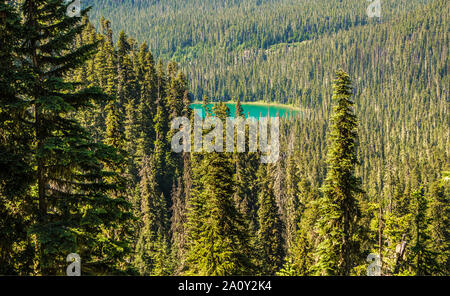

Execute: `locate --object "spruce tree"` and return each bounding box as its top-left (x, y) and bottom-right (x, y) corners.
top-left (284, 151), bottom-right (301, 251)
top-left (233, 98), bottom-right (248, 216)
top-left (256, 164), bottom-right (285, 275)
top-left (408, 188), bottom-right (437, 275)
top-left (134, 156), bottom-right (172, 275)
top-left (21, 0), bottom-right (132, 275)
top-left (428, 178), bottom-right (450, 275)
top-left (0, 0), bottom-right (34, 275)
top-left (383, 184), bottom-right (414, 275)
top-left (170, 90), bottom-right (193, 273)
top-left (184, 103), bottom-right (253, 275)
top-left (313, 70), bottom-right (363, 275)
top-left (135, 44), bottom-right (157, 166)
top-left (277, 228), bottom-right (312, 276)
top-left (233, 98), bottom-right (259, 233)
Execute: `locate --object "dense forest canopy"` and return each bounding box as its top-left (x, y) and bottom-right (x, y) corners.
top-left (0, 0), bottom-right (448, 276)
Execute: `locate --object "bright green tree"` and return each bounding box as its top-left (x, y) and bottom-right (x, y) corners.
top-left (313, 70), bottom-right (364, 275)
top-left (184, 103), bottom-right (253, 275)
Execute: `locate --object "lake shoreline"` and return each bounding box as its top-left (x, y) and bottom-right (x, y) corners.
top-left (191, 100), bottom-right (302, 111)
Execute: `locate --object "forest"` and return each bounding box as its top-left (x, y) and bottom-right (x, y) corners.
top-left (0, 0), bottom-right (448, 276)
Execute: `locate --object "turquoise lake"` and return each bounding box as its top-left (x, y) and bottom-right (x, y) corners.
top-left (190, 103), bottom-right (298, 118)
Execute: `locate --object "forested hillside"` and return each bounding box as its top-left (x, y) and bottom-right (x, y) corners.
top-left (0, 0), bottom-right (448, 276)
top-left (85, 0), bottom-right (431, 57)
top-left (85, 0), bottom-right (436, 102)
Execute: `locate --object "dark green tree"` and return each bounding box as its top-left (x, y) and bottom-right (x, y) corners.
top-left (134, 156), bottom-right (172, 275)
top-left (0, 0), bottom-right (34, 275)
top-left (428, 178), bottom-right (450, 275)
top-left (408, 188), bottom-right (437, 275)
top-left (256, 164), bottom-right (285, 275)
top-left (135, 44), bottom-right (157, 166)
top-left (21, 0), bottom-right (132, 275)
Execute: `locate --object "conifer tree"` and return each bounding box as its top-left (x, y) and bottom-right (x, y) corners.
top-left (256, 164), bottom-right (285, 275)
top-left (134, 156), bottom-right (172, 275)
top-left (313, 70), bottom-right (363, 275)
top-left (233, 98), bottom-right (248, 214)
top-left (185, 103), bottom-right (253, 275)
top-left (383, 184), bottom-right (414, 275)
top-left (165, 69), bottom-right (188, 198)
top-left (105, 101), bottom-right (126, 151)
top-left (233, 98), bottom-right (259, 233)
top-left (21, 0), bottom-right (132, 275)
top-left (75, 19), bottom-right (104, 142)
top-left (0, 0), bottom-right (34, 275)
top-left (170, 90), bottom-right (193, 273)
top-left (284, 150), bottom-right (301, 251)
top-left (428, 178), bottom-right (450, 275)
top-left (408, 189), bottom-right (437, 275)
top-left (277, 227), bottom-right (312, 276)
top-left (153, 92), bottom-right (171, 199)
top-left (135, 45), bottom-right (157, 166)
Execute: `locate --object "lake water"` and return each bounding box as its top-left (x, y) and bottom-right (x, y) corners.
top-left (190, 103), bottom-right (298, 118)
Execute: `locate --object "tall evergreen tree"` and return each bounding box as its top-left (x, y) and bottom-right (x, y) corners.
top-left (134, 156), bottom-right (172, 275)
top-left (428, 178), bottom-right (450, 275)
top-left (233, 98), bottom-right (248, 216)
top-left (256, 164), bottom-right (285, 275)
top-left (383, 184), bottom-right (414, 275)
top-left (408, 188), bottom-right (437, 275)
top-left (233, 98), bottom-right (259, 233)
top-left (0, 0), bottom-right (34, 275)
top-left (170, 90), bottom-right (193, 273)
top-left (21, 0), bottom-right (132, 275)
top-left (135, 45), bottom-right (157, 166)
top-left (184, 103), bottom-right (253, 275)
top-left (313, 70), bottom-right (364, 275)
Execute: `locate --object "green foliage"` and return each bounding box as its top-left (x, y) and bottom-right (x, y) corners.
top-left (408, 189), bottom-right (437, 275)
top-left (134, 156), bottom-right (172, 275)
top-left (0, 0), bottom-right (448, 276)
top-left (256, 164), bottom-right (285, 275)
top-left (313, 70), bottom-right (364, 275)
top-left (0, 0), bottom-right (135, 275)
top-left (184, 104), bottom-right (254, 275)
top-left (428, 179), bottom-right (450, 275)
top-left (0, 0), bottom-right (34, 275)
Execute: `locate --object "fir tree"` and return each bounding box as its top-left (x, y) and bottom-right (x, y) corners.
top-left (170, 91), bottom-right (193, 273)
top-left (408, 188), bottom-right (437, 275)
top-left (277, 228), bottom-right (312, 276)
top-left (184, 103), bottom-right (253, 275)
top-left (135, 44), bottom-right (157, 166)
top-left (21, 0), bottom-right (132, 275)
top-left (0, 0), bottom-right (34, 275)
top-left (313, 70), bottom-right (364, 275)
top-left (256, 164), bottom-right (285, 275)
top-left (428, 178), bottom-right (450, 275)
top-left (383, 185), bottom-right (414, 275)
top-left (233, 98), bottom-right (259, 233)
top-left (134, 156), bottom-right (172, 275)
